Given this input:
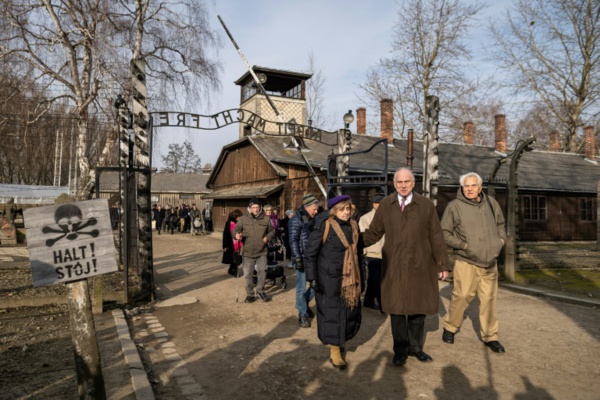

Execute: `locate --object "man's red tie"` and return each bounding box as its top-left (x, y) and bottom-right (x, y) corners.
top-left (401, 196), bottom-right (406, 211)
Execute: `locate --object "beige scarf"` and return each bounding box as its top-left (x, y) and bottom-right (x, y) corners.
top-left (327, 218), bottom-right (361, 309)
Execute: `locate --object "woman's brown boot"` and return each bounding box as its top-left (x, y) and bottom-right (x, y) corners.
top-left (329, 345), bottom-right (347, 370)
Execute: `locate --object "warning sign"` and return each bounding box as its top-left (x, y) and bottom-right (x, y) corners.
top-left (24, 199), bottom-right (118, 287)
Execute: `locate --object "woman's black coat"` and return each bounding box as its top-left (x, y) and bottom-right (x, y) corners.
top-left (279, 216), bottom-right (291, 259)
top-left (222, 219), bottom-right (236, 265)
top-left (304, 212), bottom-right (364, 347)
top-left (154, 209), bottom-right (165, 227)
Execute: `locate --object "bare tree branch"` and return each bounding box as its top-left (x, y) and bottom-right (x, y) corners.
top-left (0, 0), bottom-right (223, 197)
top-left (489, 0), bottom-right (600, 152)
top-left (357, 0), bottom-right (484, 140)
top-left (305, 50), bottom-right (334, 131)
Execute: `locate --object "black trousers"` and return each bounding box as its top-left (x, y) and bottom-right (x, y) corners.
top-left (363, 257), bottom-right (382, 308)
top-left (390, 314), bottom-right (426, 356)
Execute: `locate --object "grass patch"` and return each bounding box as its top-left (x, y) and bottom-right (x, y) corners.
top-left (519, 242), bottom-right (596, 252)
top-left (514, 269), bottom-right (600, 300)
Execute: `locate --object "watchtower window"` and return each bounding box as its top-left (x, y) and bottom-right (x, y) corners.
top-left (283, 84), bottom-right (301, 99)
top-left (242, 82), bottom-right (257, 103)
top-left (241, 81), bottom-right (303, 103)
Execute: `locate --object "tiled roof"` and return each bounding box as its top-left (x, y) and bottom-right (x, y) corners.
top-left (0, 184), bottom-right (68, 205)
top-left (206, 136), bottom-right (288, 187)
top-left (152, 173), bottom-right (211, 193)
top-left (234, 65), bottom-right (312, 85)
top-left (202, 183), bottom-right (284, 199)
top-left (249, 134), bottom-right (599, 193)
top-left (436, 143), bottom-right (599, 193)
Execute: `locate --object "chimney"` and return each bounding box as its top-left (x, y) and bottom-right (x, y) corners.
top-left (549, 131), bottom-right (560, 152)
top-left (356, 107), bottom-right (366, 135)
top-left (407, 129), bottom-right (414, 168)
top-left (463, 121), bottom-right (474, 145)
top-left (584, 125), bottom-right (596, 160)
top-left (380, 98), bottom-right (393, 143)
top-left (494, 114), bottom-right (506, 153)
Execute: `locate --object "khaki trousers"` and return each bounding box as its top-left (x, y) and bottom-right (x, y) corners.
top-left (444, 260), bottom-right (499, 342)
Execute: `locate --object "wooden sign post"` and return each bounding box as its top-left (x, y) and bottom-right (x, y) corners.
top-left (24, 199), bottom-right (118, 399)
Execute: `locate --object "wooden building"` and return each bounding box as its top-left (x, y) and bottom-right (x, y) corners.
top-left (150, 173), bottom-right (211, 209)
top-left (98, 171), bottom-right (212, 210)
top-left (203, 135), bottom-right (327, 230)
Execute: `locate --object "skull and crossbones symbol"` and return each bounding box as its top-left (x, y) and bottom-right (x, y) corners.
top-left (42, 204), bottom-right (99, 247)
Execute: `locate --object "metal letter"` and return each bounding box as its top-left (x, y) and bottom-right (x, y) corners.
top-left (222, 110), bottom-right (234, 125)
top-left (159, 112), bottom-right (169, 126)
top-left (176, 113), bottom-right (185, 126)
top-left (191, 114), bottom-right (200, 128)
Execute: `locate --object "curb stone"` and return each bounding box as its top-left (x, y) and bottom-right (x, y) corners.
top-left (499, 283), bottom-right (600, 308)
top-left (112, 309), bottom-right (156, 400)
top-left (137, 312), bottom-right (207, 399)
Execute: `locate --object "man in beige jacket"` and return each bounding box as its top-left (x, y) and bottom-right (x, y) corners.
top-left (359, 195), bottom-right (384, 311)
top-left (440, 172), bottom-right (507, 353)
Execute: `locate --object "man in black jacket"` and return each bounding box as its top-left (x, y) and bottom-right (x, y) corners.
top-left (154, 205), bottom-right (165, 235)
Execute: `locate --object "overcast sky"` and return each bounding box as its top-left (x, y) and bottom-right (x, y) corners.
top-left (151, 0), bottom-right (512, 169)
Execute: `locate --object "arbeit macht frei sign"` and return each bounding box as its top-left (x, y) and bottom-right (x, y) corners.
top-left (151, 108), bottom-right (338, 145)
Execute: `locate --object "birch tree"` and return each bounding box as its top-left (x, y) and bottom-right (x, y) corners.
top-left (0, 0), bottom-right (222, 198)
top-left (0, 0), bottom-right (114, 197)
top-left (111, 0), bottom-right (222, 108)
top-left (490, 0), bottom-right (600, 152)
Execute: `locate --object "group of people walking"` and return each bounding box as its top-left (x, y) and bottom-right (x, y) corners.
top-left (152, 203), bottom-right (213, 235)
top-left (221, 201), bottom-right (297, 292)
top-left (222, 167), bottom-right (507, 370)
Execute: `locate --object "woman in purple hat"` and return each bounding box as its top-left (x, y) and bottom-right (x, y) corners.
top-left (304, 195), bottom-right (364, 370)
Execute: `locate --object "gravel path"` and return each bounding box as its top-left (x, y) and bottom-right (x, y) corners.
top-left (131, 232), bottom-right (600, 400)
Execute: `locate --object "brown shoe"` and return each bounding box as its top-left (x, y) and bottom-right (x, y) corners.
top-left (329, 345), bottom-right (347, 370)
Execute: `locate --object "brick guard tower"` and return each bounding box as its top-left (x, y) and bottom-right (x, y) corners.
top-left (234, 66), bottom-right (312, 138)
